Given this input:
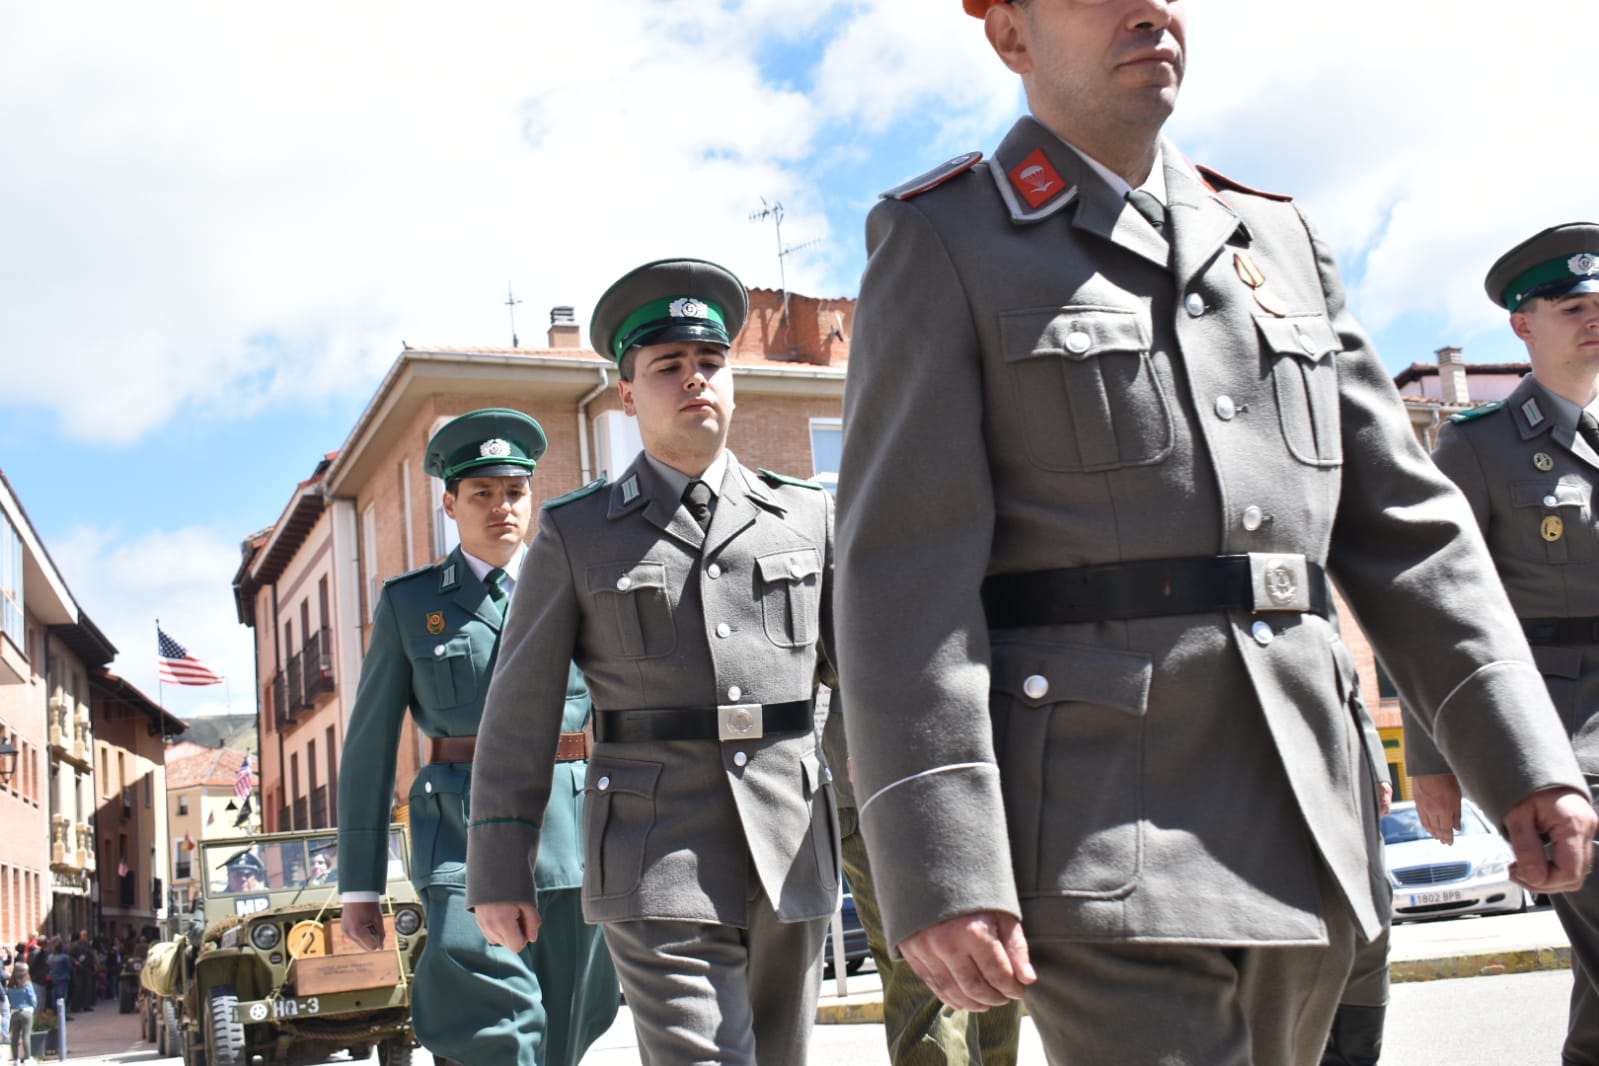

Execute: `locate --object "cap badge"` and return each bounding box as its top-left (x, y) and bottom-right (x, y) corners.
top-left (479, 438), bottom-right (511, 458)
top-left (669, 298), bottom-right (708, 319)
top-left (1570, 253), bottom-right (1599, 277)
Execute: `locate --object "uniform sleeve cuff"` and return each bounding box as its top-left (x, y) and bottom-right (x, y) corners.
top-left (465, 819), bottom-right (543, 908)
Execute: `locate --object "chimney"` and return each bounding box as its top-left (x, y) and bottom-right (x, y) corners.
top-left (548, 306), bottom-right (580, 348)
top-left (1435, 346), bottom-right (1470, 407)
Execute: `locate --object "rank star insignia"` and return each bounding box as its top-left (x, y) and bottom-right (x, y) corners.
top-left (1570, 252), bottom-right (1599, 276)
top-left (669, 297), bottom-right (708, 319)
top-left (1534, 452), bottom-right (1555, 472)
top-left (426, 610), bottom-right (446, 635)
top-left (479, 438), bottom-right (511, 458)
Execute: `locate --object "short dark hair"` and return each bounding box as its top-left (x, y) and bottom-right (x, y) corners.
top-left (444, 478), bottom-right (460, 496)
top-left (618, 348), bottom-right (639, 382)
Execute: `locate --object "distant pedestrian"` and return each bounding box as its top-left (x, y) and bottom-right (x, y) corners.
top-left (44, 941), bottom-right (71, 1016)
top-left (6, 963), bottom-right (37, 1063)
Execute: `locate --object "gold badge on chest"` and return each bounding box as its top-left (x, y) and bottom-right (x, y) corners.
top-left (1534, 452), bottom-right (1555, 472)
top-left (1234, 252), bottom-right (1288, 317)
top-left (426, 610), bottom-right (446, 635)
top-left (1542, 515), bottom-right (1566, 542)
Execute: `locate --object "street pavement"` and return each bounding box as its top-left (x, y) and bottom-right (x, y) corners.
top-left (44, 904), bottom-right (1573, 1064)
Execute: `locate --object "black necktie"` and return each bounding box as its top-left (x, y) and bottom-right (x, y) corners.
top-left (484, 567), bottom-right (508, 608)
top-left (683, 480), bottom-right (714, 533)
top-left (1580, 413), bottom-right (1599, 454)
top-left (1127, 189), bottom-right (1168, 232)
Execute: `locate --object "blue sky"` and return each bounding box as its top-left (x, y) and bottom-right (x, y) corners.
top-left (2, 1), bottom-right (1595, 715)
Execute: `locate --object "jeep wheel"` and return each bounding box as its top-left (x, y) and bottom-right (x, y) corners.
top-left (206, 987), bottom-right (247, 1066)
top-left (378, 1036), bottom-right (413, 1066)
top-left (162, 999), bottom-right (180, 1057)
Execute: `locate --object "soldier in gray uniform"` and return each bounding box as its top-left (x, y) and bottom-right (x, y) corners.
top-left (836, 3), bottom-right (1596, 1064)
top-left (1408, 222), bottom-right (1599, 1066)
top-left (466, 258), bottom-right (840, 1066)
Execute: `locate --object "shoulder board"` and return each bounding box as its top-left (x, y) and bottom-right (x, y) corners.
top-left (545, 477), bottom-right (607, 509)
top-left (759, 468), bottom-right (824, 490)
top-left (1448, 401), bottom-right (1505, 424)
top-left (383, 563), bottom-right (434, 587)
top-left (881, 152), bottom-right (983, 201)
top-left (1195, 164), bottom-right (1293, 203)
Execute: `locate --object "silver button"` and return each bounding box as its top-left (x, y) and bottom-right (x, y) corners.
top-left (424, 781), bottom-right (433, 794)
top-left (433, 645), bottom-right (445, 657)
top-left (727, 686), bottom-right (742, 701)
top-left (1065, 331), bottom-right (1092, 354)
top-left (1297, 329), bottom-right (1317, 355)
top-left (1215, 395), bottom-right (1236, 421)
top-left (789, 558), bottom-right (805, 577)
top-left (1544, 494), bottom-right (1559, 508)
top-left (1251, 621), bottom-right (1274, 646)
top-left (707, 563), bottom-right (722, 579)
top-left (715, 622), bottom-right (731, 638)
top-left (616, 575), bottom-right (632, 591)
top-left (596, 776), bottom-right (611, 791)
top-left (1242, 505), bottom-right (1264, 532)
top-left (1022, 674), bottom-right (1050, 700)
top-left (733, 751), bottom-right (749, 768)
top-left (1185, 293), bottom-right (1206, 317)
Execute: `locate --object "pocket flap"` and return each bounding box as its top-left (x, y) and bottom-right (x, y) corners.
top-left (1511, 480), bottom-right (1587, 509)
top-left (587, 561), bottom-right (669, 595)
top-left (1254, 312), bottom-right (1340, 363)
top-left (1533, 644), bottom-right (1584, 681)
top-left (1000, 306), bottom-right (1150, 363)
top-left (756, 548), bottom-right (821, 584)
top-left (586, 756), bottom-right (661, 797)
top-left (990, 640), bottom-right (1153, 716)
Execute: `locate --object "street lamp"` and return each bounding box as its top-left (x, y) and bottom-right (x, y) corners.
top-left (0, 738), bottom-right (17, 787)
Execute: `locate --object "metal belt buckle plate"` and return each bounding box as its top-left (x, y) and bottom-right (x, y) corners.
top-left (1248, 552), bottom-right (1311, 612)
top-left (718, 704), bottom-right (764, 742)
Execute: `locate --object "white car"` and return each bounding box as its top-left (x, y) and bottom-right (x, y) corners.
top-left (1383, 799), bottom-right (1534, 920)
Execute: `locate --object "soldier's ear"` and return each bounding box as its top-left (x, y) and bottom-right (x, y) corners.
top-left (1510, 309), bottom-right (1536, 345)
top-left (442, 490), bottom-right (459, 520)
top-left (618, 377), bottom-right (637, 417)
top-left (986, 2), bottom-right (1033, 75)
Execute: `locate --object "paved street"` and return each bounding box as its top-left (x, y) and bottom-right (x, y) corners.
top-left (53, 906), bottom-right (1575, 1065)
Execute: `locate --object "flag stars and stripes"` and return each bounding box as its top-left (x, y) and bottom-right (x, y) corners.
top-left (158, 626), bottom-right (224, 686)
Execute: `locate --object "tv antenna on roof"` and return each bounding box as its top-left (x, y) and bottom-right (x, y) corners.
top-left (749, 198), bottom-right (820, 324)
top-left (505, 283), bottom-right (523, 348)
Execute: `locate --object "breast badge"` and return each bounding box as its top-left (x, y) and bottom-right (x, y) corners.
top-left (1542, 515), bottom-right (1565, 542)
top-left (426, 610), bottom-right (446, 635)
top-left (1234, 252), bottom-right (1287, 316)
top-left (1534, 452), bottom-right (1555, 472)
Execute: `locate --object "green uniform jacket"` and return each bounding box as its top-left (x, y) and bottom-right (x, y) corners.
top-left (339, 546), bottom-right (589, 893)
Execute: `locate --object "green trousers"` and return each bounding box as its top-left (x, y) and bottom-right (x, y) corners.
top-left (839, 806), bottom-right (1022, 1066)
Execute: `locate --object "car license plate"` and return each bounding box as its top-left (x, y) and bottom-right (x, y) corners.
top-left (1408, 889), bottom-right (1463, 907)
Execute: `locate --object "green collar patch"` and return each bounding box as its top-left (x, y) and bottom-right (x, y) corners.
top-left (758, 468), bottom-right (824, 490)
top-left (545, 478), bottom-right (607, 509)
top-left (1448, 401), bottom-right (1505, 424)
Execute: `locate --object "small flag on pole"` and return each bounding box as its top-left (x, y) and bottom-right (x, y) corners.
top-left (235, 753), bottom-right (253, 802)
top-left (158, 626), bottom-right (224, 686)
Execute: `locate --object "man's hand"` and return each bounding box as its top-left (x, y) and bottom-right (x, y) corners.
top-left (1377, 780), bottom-right (1394, 818)
top-left (1504, 785), bottom-right (1597, 894)
top-left (341, 902), bottom-right (385, 952)
top-left (1411, 774), bottom-right (1463, 844)
top-left (473, 902), bottom-right (542, 954)
top-left (898, 910), bottom-right (1035, 1012)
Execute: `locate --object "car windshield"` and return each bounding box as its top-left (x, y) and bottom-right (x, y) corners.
top-left (1381, 803), bottom-right (1493, 845)
top-left (205, 839), bottom-right (312, 896)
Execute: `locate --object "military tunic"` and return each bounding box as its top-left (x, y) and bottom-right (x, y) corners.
top-left (836, 117), bottom-right (1584, 1063)
top-left (466, 455), bottom-right (840, 1066)
top-left (1409, 373), bottom-right (1599, 1062)
top-left (338, 545), bottom-right (617, 1066)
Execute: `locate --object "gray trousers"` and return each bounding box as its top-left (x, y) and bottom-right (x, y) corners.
top-left (1554, 774), bottom-right (1599, 1066)
top-left (1023, 867), bottom-right (1358, 1066)
top-left (601, 888), bottom-right (828, 1066)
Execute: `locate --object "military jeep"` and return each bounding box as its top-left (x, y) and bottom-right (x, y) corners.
top-left (144, 826), bottom-right (424, 1066)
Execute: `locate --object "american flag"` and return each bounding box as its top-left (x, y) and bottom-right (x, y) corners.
top-left (235, 753), bottom-right (253, 801)
top-left (158, 626), bottom-right (224, 686)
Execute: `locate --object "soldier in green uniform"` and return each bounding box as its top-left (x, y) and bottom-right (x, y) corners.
top-left (337, 408), bottom-right (618, 1066)
top-left (1407, 222), bottom-right (1599, 1066)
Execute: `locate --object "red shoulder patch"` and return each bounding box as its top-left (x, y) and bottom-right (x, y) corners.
top-left (881, 152), bottom-right (983, 201)
top-left (1195, 163), bottom-right (1293, 202)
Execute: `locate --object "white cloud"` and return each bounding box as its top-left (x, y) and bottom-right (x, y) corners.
top-left (50, 523), bottom-right (255, 719)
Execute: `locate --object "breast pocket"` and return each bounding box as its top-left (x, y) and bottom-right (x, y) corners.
top-left (1000, 305), bottom-right (1173, 473)
top-left (588, 561), bottom-right (676, 659)
top-left (756, 548), bottom-right (822, 648)
top-left (990, 640), bottom-right (1152, 898)
top-left (410, 635), bottom-right (477, 710)
top-left (583, 757), bottom-right (661, 900)
top-left (1257, 312), bottom-right (1343, 467)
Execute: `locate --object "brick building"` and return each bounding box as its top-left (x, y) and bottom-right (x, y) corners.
top-left (238, 287), bottom-right (849, 831)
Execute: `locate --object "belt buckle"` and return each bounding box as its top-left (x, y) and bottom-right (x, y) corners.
top-left (1248, 552), bottom-right (1311, 613)
top-left (718, 704), bottom-right (764, 742)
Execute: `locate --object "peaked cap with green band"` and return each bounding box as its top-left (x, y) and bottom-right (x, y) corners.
top-left (1486, 221), bottom-right (1599, 310)
top-left (425, 408), bottom-right (548, 482)
top-left (589, 257), bottom-right (748, 366)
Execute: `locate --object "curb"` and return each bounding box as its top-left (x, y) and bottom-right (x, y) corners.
top-left (816, 948), bottom-right (1573, 1024)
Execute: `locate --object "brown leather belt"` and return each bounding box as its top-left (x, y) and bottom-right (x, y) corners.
top-left (426, 730), bottom-right (592, 765)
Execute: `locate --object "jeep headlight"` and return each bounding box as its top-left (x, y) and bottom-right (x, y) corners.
top-left (393, 907), bottom-right (422, 936)
top-left (251, 922), bottom-right (282, 951)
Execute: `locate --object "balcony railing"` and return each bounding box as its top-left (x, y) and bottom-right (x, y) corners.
top-left (277, 805), bottom-right (291, 834)
top-left (292, 795), bottom-right (309, 831)
top-left (297, 627), bottom-right (336, 708)
top-left (310, 785), bottom-right (329, 828)
top-left (271, 673), bottom-right (290, 729)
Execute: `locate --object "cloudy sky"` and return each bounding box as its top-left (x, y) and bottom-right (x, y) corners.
top-left (2, 1), bottom-right (1595, 716)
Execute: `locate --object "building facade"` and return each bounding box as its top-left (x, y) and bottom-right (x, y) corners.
top-left (165, 742), bottom-right (258, 913)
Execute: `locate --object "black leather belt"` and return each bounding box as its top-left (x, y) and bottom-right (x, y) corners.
top-left (982, 554), bottom-right (1330, 629)
top-left (596, 700), bottom-right (813, 743)
top-left (1523, 617), bottom-right (1599, 646)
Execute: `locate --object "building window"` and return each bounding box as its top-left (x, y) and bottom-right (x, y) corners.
top-left (809, 418), bottom-right (843, 494)
top-left (178, 795), bottom-right (189, 816)
top-left (363, 504), bottom-right (380, 620)
top-left (0, 510), bottom-right (22, 649)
